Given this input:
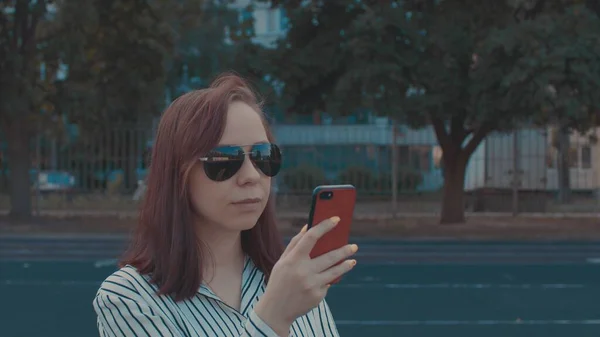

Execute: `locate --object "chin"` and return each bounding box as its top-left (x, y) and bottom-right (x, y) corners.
top-left (233, 222), bottom-right (258, 232)
top-left (231, 214), bottom-right (261, 232)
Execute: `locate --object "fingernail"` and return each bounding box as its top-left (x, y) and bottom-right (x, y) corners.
top-left (301, 224), bottom-right (308, 233)
top-left (350, 244), bottom-right (358, 253)
top-left (349, 259), bottom-right (357, 267)
top-left (330, 216), bottom-right (340, 224)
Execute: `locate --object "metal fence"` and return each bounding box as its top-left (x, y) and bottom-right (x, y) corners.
top-left (0, 124), bottom-right (598, 215)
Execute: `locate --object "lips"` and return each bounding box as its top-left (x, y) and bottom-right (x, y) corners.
top-left (231, 198), bottom-right (261, 205)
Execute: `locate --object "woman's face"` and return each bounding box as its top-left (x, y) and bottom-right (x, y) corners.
top-left (188, 101), bottom-right (272, 233)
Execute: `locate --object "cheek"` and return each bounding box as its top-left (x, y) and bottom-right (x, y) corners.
top-left (188, 167), bottom-right (227, 217)
top-left (264, 177), bottom-right (272, 197)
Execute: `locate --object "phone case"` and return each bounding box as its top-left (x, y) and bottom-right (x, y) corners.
top-left (307, 184), bottom-right (356, 284)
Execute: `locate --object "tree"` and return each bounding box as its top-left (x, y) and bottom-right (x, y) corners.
top-left (0, 0), bottom-right (206, 218)
top-left (263, 0), bottom-right (600, 224)
top-left (261, 1), bottom-right (363, 121)
top-left (476, 0), bottom-right (600, 206)
top-left (59, 0), bottom-right (226, 192)
top-left (163, 1), bottom-right (250, 95)
top-left (0, 0), bottom-right (69, 219)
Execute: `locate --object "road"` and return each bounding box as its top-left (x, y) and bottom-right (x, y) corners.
top-left (2, 235), bottom-right (600, 264)
top-left (3, 235), bottom-right (600, 337)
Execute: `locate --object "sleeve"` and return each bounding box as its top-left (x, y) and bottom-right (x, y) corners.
top-left (240, 308), bottom-right (284, 337)
top-left (93, 290), bottom-right (182, 337)
top-left (315, 299), bottom-right (340, 337)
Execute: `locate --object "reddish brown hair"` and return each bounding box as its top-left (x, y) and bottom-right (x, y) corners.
top-left (120, 73), bottom-right (284, 301)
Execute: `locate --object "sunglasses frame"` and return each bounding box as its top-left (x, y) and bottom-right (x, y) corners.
top-left (198, 142), bottom-right (283, 181)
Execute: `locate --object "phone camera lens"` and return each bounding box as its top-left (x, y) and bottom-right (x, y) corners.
top-left (320, 191), bottom-right (334, 200)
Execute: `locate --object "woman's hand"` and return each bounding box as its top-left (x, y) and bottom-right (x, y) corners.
top-left (253, 216), bottom-right (358, 336)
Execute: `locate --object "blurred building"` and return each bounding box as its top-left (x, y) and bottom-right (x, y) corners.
top-left (228, 0), bottom-right (288, 48)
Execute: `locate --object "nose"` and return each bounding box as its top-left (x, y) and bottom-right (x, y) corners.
top-left (236, 152), bottom-right (261, 185)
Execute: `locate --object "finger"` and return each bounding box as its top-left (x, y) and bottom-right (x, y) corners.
top-left (316, 259), bottom-right (357, 286)
top-left (293, 216), bottom-right (340, 256)
top-left (281, 224), bottom-right (307, 258)
top-left (311, 243), bottom-right (358, 272)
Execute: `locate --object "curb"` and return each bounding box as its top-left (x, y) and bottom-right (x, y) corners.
top-left (4, 236), bottom-right (600, 248)
top-left (4, 233), bottom-right (600, 244)
top-left (0, 233), bottom-right (131, 240)
top-left (1, 210), bottom-right (598, 219)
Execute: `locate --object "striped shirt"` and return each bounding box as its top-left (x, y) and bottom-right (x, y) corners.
top-left (93, 255), bottom-right (340, 337)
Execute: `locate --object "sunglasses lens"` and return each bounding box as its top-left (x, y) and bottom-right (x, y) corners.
top-left (202, 143), bottom-right (282, 181)
top-left (203, 147), bottom-right (244, 181)
top-left (250, 143), bottom-right (282, 177)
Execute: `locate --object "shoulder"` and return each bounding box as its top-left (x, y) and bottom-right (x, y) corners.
top-left (92, 266), bottom-right (185, 335)
top-left (93, 264), bottom-right (156, 305)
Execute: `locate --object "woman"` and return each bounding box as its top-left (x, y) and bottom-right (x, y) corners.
top-left (93, 73), bottom-right (359, 337)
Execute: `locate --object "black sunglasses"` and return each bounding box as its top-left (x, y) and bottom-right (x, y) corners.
top-left (198, 143), bottom-right (282, 182)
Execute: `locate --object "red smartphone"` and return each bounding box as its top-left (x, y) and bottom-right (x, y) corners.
top-left (306, 184), bottom-right (357, 284)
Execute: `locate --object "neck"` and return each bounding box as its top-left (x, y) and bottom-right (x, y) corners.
top-left (197, 223), bottom-right (245, 283)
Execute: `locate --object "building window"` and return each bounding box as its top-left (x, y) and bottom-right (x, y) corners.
top-left (546, 145), bottom-right (593, 169)
top-left (569, 147), bottom-right (578, 168)
top-left (581, 146), bottom-right (592, 169)
top-left (266, 9), bottom-right (277, 32)
top-left (546, 147), bottom-right (556, 168)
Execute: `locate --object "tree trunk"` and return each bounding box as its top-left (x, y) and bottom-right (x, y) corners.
top-left (440, 156), bottom-right (467, 224)
top-left (6, 126), bottom-right (33, 219)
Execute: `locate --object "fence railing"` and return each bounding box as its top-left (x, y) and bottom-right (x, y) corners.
top-left (0, 125), bottom-right (598, 215)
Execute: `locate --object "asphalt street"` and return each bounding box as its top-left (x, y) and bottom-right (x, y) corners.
top-left (3, 235), bottom-right (600, 337)
top-left (3, 235), bottom-right (600, 264)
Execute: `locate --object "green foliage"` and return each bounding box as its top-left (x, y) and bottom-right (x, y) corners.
top-left (266, 0), bottom-right (600, 138)
top-left (337, 166), bottom-right (423, 195)
top-left (164, 1), bottom-right (246, 93)
top-left (279, 163), bottom-right (423, 195)
top-left (0, 0), bottom-right (60, 128)
top-left (385, 167), bottom-right (424, 193)
top-left (280, 165), bottom-right (327, 193)
top-left (264, 0), bottom-right (600, 223)
top-left (474, 4), bottom-right (600, 133)
top-left (337, 166), bottom-right (381, 193)
top-left (57, 0), bottom-right (177, 127)
top-left (1, 0), bottom-right (256, 130)
top-left (335, 1), bottom-right (517, 130)
top-left (0, 0), bottom-right (247, 216)
top-left (261, 0), bottom-right (365, 115)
